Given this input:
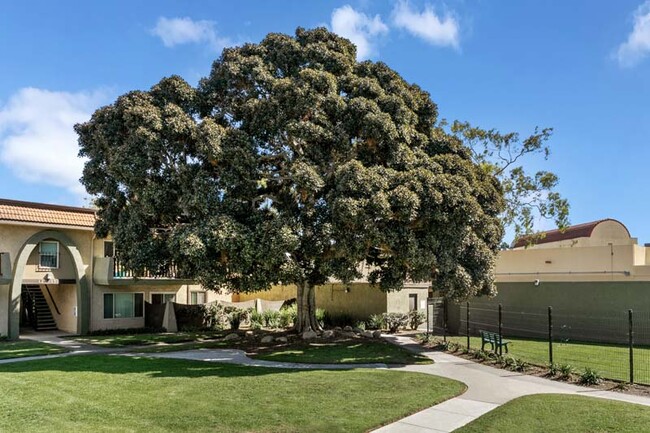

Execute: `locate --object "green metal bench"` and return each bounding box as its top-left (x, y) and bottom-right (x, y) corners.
top-left (480, 330), bottom-right (510, 353)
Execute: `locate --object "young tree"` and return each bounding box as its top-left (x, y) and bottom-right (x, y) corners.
top-left (450, 121), bottom-right (569, 240)
top-left (76, 28), bottom-right (504, 333)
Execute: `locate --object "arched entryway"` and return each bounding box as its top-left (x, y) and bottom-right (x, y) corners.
top-left (8, 230), bottom-right (89, 339)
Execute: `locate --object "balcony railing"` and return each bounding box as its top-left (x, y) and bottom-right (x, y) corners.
top-left (113, 256), bottom-right (183, 279)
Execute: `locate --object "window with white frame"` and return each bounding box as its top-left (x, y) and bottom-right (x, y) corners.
top-left (39, 241), bottom-right (59, 269)
top-left (190, 291), bottom-right (206, 305)
top-left (103, 293), bottom-right (144, 319)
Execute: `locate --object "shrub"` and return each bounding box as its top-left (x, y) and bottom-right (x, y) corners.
top-left (501, 355), bottom-right (516, 369)
top-left (323, 311), bottom-right (356, 328)
top-left (383, 313), bottom-right (409, 333)
top-left (227, 308), bottom-right (250, 330)
top-left (279, 305), bottom-right (297, 328)
top-left (512, 358), bottom-right (529, 372)
top-left (262, 310), bottom-right (281, 329)
top-left (408, 310), bottom-right (426, 330)
top-left (367, 314), bottom-right (385, 330)
top-left (559, 363), bottom-right (574, 380)
top-left (580, 367), bottom-right (601, 385)
top-left (548, 362), bottom-right (559, 377)
top-left (250, 310), bottom-right (263, 330)
top-left (355, 321), bottom-right (366, 331)
top-left (474, 350), bottom-right (490, 362)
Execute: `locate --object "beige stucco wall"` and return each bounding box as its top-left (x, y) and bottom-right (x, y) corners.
top-left (387, 287), bottom-right (429, 314)
top-left (236, 283), bottom-right (388, 320)
top-left (43, 284), bottom-right (78, 333)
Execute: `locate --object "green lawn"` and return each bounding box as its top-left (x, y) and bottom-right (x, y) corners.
top-left (441, 335), bottom-right (650, 384)
top-left (74, 331), bottom-right (223, 347)
top-left (457, 394), bottom-right (650, 433)
top-left (0, 340), bottom-right (68, 359)
top-left (135, 340), bottom-right (230, 353)
top-left (254, 340), bottom-right (432, 364)
top-left (0, 355), bottom-right (464, 432)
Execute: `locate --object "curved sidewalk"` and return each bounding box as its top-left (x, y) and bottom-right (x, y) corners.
top-left (374, 334), bottom-right (650, 432)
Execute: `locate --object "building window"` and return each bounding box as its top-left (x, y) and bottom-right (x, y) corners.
top-left (103, 293), bottom-right (144, 319)
top-left (409, 294), bottom-right (418, 311)
top-left (151, 293), bottom-right (175, 304)
top-left (104, 241), bottom-right (114, 257)
top-left (190, 291), bottom-right (206, 305)
top-left (39, 241), bottom-right (59, 269)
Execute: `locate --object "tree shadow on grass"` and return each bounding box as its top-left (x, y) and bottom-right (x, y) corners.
top-left (0, 354), bottom-right (324, 379)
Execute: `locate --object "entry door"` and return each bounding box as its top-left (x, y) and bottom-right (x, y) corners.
top-left (409, 294), bottom-right (417, 311)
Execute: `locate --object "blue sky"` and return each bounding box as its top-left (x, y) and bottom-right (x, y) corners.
top-left (1, 1), bottom-right (650, 243)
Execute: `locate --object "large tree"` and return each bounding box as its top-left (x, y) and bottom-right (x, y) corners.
top-left (76, 28), bottom-right (504, 332)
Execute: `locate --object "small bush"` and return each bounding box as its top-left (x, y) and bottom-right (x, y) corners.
top-left (367, 314), bottom-right (385, 330)
top-left (383, 313), bottom-right (409, 333)
top-left (279, 305), bottom-right (297, 328)
top-left (323, 311), bottom-right (355, 328)
top-left (227, 308), bottom-right (250, 330)
top-left (559, 363), bottom-right (574, 380)
top-left (250, 310), bottom-right (263, 330)
top-left (512, 358), bottom-right (529, 372)
top-left (548, 362), bottom-right (559, 377)
top-left (355, 321), bottom-right (367, 331)
top-left (408, 310), bottom-right (426, 330)
top-left (580, 367), bottom-right (601, 385)
top-left (262, 310), bottom-right (281, 329)
top-left (316, 308), bottom-right (326, 328)
top-left (474, 350), bottom-right (490, 362)
top-left (501, 355), bottom-right (516, 369)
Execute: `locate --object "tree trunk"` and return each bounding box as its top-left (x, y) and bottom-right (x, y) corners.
top-left (295, 281), bottom-right (321, 333)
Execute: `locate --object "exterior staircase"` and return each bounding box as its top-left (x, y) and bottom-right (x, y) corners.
top-left (23, 285), bottom-right (58, 331)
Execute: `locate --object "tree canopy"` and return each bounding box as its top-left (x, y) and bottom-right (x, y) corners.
top-left (77, 27), bottom-right (505, 331)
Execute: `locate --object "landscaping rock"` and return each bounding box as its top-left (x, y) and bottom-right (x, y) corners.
top-left (343, 326), bottom-right (353, 332)
top-left (362, 330), bottom-right (374, 338)
top-left (322, 330), bottom-right (335, 339)
top-left (260, 335), bottom-right (274, 343)
top-left (223, 333), bottom-right (240, 341)
top-left (302, 330), bottom-right (318, 340)
top-left (334, 326), bottom-right (342, 332)
top-left (372, 330), bottom-right (382, 338)
top-left (275, 336), bottom-right (288, 343)
top-left (341, 331), bottom-right (357, 338)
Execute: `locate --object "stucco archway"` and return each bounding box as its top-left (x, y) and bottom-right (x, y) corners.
top-left (8, 230), bottom-right (90, 339)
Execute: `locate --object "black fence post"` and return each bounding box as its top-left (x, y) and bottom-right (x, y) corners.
top-left (498, 303), bottom-right (503, 356)
top-left (629, 309), bottom-right (634, 385)
top-left (443, 298), bottom-right (447, 343)
top-left (548, 306), bottom-right (553, 366)
top-left (466, 301), bottom-right (470, 350)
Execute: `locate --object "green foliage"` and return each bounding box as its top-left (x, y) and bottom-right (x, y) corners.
top-left (355, 321), bottom-right (367, 331)
top-left (367, 314), bottom-right (385, 330)
top-left (580, 367), bottom-right (601, 385)
top-left (262, 310), bottom-right (282, 329)
top-left (227, 308), bottom-right (250, 330)
top-left (250, 310), bottom-right (263, 330)
top-left (316, 308), bottom-right (326, 328)
top-left (383, 313), bottom-right (409, 333)
top-left (547, 362), bottom-right (559, 376)
top-left (76, 26), bottom-right (506, 330)
top-left (559, 363), bottom-right (574, 380)
top-left (408, 310), bottom-right (426, 330)
top-left (450, 121), bottom-right (569, 239)
top-left (279, 304), bottom-right (298, 328)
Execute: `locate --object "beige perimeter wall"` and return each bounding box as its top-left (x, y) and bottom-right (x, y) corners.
top-left (236, 283), bottom-right (388, 320)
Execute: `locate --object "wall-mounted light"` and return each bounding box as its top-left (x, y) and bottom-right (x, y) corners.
top-left (534, 279), bottom-right (540, 286)
top-left (345, 287), bottom-right (350, 293)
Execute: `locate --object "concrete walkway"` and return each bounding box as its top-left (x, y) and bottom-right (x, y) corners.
top-left (373, 335), bottom-right (650, 432)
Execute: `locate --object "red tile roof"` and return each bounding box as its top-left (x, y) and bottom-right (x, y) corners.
top-left (511, 219), bottom-right (630, 248)
top-left (0, 199), bottom-right (96, 228)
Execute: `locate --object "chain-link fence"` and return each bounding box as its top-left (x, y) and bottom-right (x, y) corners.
top-left (427, 300), bottom-right (650, 385)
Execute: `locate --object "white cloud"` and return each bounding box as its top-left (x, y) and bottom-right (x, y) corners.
top-left (331, 5), bottom-right (389, 60)
top-left (0, 88), bottom-right (107, 197)
top-left (616, 1), bottom-right (650, 67)
top-left (151, 17), bottom-right (230, 51)
top-left (392, 1), bottom-right (459, 49)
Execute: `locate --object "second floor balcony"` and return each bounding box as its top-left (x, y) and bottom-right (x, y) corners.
top-left (94, 256), bottom-right (193, 286)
